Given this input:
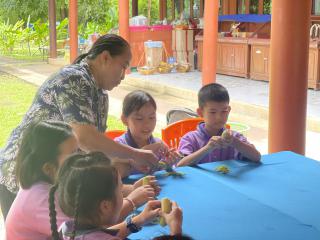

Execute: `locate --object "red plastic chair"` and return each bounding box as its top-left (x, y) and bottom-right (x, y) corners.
top-left (161, 118), bottom-right (231, 149)
top-left (104, 130), bottom-right (126, 140)
top-left (161, 118), bottom-right (204, 148)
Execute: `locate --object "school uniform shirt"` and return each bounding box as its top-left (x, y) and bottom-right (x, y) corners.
top-left (0, 59), bottom-right (108, 193)
top-left (60, 221), bottom-right (121, 240)
top-left (178, 122), bottom-right (250, 164)
top-left (6, 182), bottom-right (70, 240)
top-left (114, 130), bottom-right (162, 174)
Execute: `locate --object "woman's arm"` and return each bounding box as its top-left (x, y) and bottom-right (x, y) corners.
top-left (71, 123), bottom-right (158, 170)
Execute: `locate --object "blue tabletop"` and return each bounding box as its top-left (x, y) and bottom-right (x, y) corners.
top-left (127, 151), bottom-right (320, 240)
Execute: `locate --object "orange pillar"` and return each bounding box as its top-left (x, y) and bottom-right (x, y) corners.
top-left (269, 0), bottom-right (311, 155)
top-left (119, 0), bottom-right (130, 42)
top-left (202, 0), bottom-right (219, 85)
top-left (160, 0), bottom-right (164, 20)
top-left (69, 0), bottom-right (78, 63)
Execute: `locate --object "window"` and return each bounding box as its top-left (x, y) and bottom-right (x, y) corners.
top-left (313, 0), bottom-right (320, 15)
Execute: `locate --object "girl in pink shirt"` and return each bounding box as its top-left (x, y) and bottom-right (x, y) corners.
top-left (5, 120), bottom-right (78, 240)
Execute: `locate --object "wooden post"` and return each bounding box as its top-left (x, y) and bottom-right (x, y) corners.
top-left (69, 0), bottom-right (78, 63)
top-left (222, 0), bottom-right (229, 15)
top-left (190, 0), bottom-right (194, 18)
top-left (245, 0), bottom-right (250, 14)
top-left (160, 0), bottom-right (164, 20)
top-left (179, 0), bottom-right (184, 15)
top-left (269, 0), bottom-right (312, 154)
top-left (171, 0), bottom-right (175, 19)
top-left (229, 0), bottom-right (237, 14)
top-left (258, 0), bottom-right (264, 14)
top-left (132, 0), bottom-right (138, 16)
top-left (163, 0), bottom-right (167, 19)
top-left (119, 0), bottom-right (130, 42)
top-left (202, 0), bottom-right (219, 85)
top-left (48, 0), bottom-right (57, 59)
top-left (200, 0), bottom-right (204, 17)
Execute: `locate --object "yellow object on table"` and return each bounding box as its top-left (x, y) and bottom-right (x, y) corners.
top-left (142, 176), bottom-right (150, 185)
top-left (159, 198), bottom-right (172, 226)
top-left (215, 165), bottom-right (230, 174)
top-left (176, 63), bottom-right (191, 73)
top-left (157, 61), bottom-right (173, 73)
top-left (137, 66), bottom-right (157, 75)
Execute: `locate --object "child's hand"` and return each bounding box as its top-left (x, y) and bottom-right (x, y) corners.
top-left (133, 176), bottom-right (161, 195)
top-left (160, 201), bottom-right (183, 235)
top-left (206, 136), bottom-right (227, 150)
top-left (134, 200), bottom-right (161, 226)
top-left (126, 185), bottom-right (155, 208)
top-left (221, 129), bottom-right (234, 145)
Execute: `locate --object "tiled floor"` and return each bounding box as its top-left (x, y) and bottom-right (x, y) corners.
top-left (129, 71), bottom-right (320, 118)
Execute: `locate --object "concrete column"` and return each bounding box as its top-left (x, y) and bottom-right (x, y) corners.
top-left (49, 0), bottom-right (57, 59)
top-left (69, 0), bottom-right (78, 63)
top-left (268, 0), bottom-right (312, 154)
top-left (202, 0), bottom-right (219, 85)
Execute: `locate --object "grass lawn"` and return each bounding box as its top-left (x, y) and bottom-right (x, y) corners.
top-left (1, 47), bottom-right (49, 61)
top-left (0, 72), bottom-right (125, 148)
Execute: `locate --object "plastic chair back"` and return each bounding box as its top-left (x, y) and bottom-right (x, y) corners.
top-left (105, 130), bottom-right (125, 140)
top-left (162, 118), bottom-right (203, 148)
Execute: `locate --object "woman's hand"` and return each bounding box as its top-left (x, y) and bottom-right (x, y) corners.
top-left (126, 185), bottom-right (155, 208)
top-left (164, 148), bottom-right (183, 166)
top-left (133, 200), bottom-right (161, 226)
top-left (143, 142), bottom-right (181, 166)
top-left (133, 176), bottom-right (161, 195)
top-left (131, 149), bottom-right (159, 173)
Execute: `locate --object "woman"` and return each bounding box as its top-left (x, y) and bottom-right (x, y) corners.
top-left (0, 34), bottom-right (158, 219)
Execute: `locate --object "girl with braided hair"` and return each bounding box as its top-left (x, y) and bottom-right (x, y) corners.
top-left (50, 152), bottom-right (163, 240)
top-left (5, 120), bottom-right (78, 240)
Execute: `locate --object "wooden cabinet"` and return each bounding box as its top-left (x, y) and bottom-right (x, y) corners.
top-left (196, 36), bottom-right (320, 90)
top-left (217, 39), bottom-right (250, 78)
top-left (249, 40), bottom-right (270, 81)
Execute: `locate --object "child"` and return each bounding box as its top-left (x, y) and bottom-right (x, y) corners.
top-left (177, 83), bottom-right (261, 167)
top-left (5, 120), bottom-right (78, 240)
top-left (50, 152), bottom-right (184, 239)
top-left (114, 90), bottom-right (180, 176)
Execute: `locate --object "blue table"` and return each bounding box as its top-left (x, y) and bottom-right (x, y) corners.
top-left (127, 151), bottom-right (320, 240)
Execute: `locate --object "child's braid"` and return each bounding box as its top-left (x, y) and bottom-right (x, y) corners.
top-left (49, 184), bottom-right (60, 240)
